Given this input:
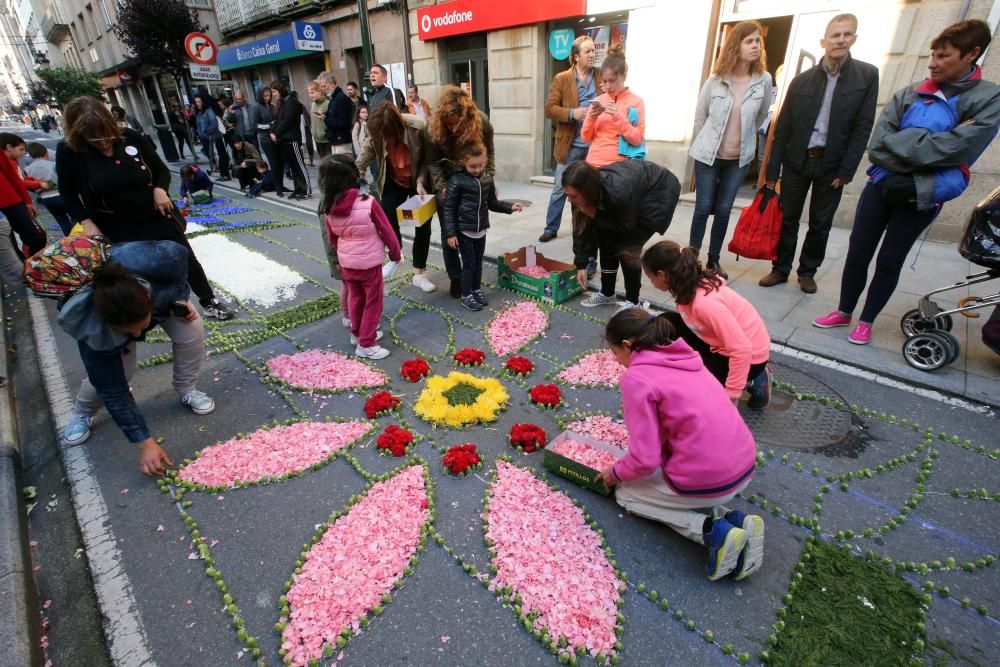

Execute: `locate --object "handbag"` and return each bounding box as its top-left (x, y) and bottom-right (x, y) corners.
top-left (216, 114), bottom-right (228, 136)
top-left (728, 186), bottom-right (782, 261)
top-left (24, 235), bottom-right (110, 299)
top-left (618, 107), bottom-right (646, 160)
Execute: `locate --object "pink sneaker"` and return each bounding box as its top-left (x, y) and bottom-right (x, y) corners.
top-left (813, 311), bottom-right (852, 328)
top-left (849, 323), bottom-right (873, 345)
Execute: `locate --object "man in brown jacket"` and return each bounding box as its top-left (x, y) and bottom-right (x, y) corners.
top-left (540, 36), bottom-right (600, 242)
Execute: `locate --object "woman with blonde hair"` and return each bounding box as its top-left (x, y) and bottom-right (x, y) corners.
top-left (427, 85), bottom-right (496, 297)
top-left (689, 20), bottom-right (773, 278)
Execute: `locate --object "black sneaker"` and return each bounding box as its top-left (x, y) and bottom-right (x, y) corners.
top-left (202, 299), bottom-right (235, 321)
top-left (472, 289), bottom-right (488, 306)
top-left (747, 365), bottom-right (772, 409)
top-left (461, 294), bottom-right (483, 311)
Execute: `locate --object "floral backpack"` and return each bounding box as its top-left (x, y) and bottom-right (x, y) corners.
top-left (23, 235), bottom-right (109, 299)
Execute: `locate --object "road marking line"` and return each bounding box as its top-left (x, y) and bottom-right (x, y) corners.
top-left (27, 296), bottom-right (155, 667)
top-left (770, 342), bottom-right (995, 416)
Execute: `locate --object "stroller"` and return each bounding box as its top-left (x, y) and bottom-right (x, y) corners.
top-left (901, 185), bottom-right (1000, 372)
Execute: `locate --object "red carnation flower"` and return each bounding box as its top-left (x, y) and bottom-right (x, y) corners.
top-left (453, 348), bottom-right (486, 367)
top-left (529, 384), bottom-right (562, 409)
top-left (442, 443), bottom-right (482, 475)
top-left (376, 425), bottom-right (414, 457)
top-left (509, 423), bottom-right (547, 453)
top-left (400, 357), bottom-right (431, 383)
top-left (504, 356), bottom-right (534, 377)
top-left (364, 391), bottom-right (401, 418)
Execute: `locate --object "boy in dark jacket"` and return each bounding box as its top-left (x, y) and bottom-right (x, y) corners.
top-left (179, 164), bottom-right (213, 205)
top-left (246, 161), bottom-right (275, 198)
top-left (444, 143), bottom-right (522, 311)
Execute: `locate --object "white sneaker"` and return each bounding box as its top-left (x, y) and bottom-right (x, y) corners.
top-left (382, 260), bottom-right (400, 279)
top-left (63, 412), bottom-right (93, 446)
top-left (341, 317), bottom-right (351, 328)
top-left (412, 273), bottom-right (436, 293)
top-left (355, 344), bottom-right (390, 360)
top-left (180, 389), bottom-right (216, 415)
top-left (350, 330), bottom-right (384, 345)
top-left (580, 292), bottom-right (620, 308)
top-left (614, 302), bottom-right (642, 316)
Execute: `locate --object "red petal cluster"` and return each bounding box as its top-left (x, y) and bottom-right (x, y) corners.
top-left (504, 356), bottom-right (534, 377)
top-left (441, 444), bottom-right (482, 475)
top-left (453, 348), bottom-right (486, 366)
top-left (509, 423), bottom-right (547, 453)
top-left (376, 425), bottom-right (414, 457)
top-left (400, 357), bottom-right (431, 383)
top-left (529, 384), bottom-right (562, 408)
top-left (364, 391), bottom-right (401, 418)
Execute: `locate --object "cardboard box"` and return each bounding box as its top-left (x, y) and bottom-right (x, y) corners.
top-left (396, 194), bottom-right (437, 226)
top-left (496, 246), bottom-right (583, 305)
top-left (543, 430), bottom-right (625, 496)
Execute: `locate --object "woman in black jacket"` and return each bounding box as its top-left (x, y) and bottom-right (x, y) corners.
top-left (563, 160), bottom-right (680, 309)
top-left (253, 87), bottom-right (278, 173)
top-left (268, 81), bottom-right (310, 200)
top-left (56, 96), bottom-right (234, 320)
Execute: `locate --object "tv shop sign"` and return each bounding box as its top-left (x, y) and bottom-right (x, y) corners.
top-left (417, 0), bottom-right (585, 40)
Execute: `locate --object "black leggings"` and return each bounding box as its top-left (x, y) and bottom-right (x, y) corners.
top-left (838, 183), bottom-right (937, 324)
top-left (378, 177), bottom-right (432, 269)
top-left (274, 140), bottom-right (310, 196)
top-left (173, 129), bottom-right (194, 158)
top-left (2, 202), bottom-right (46, 258)
top-left (597, 227), bottom-right (655, 304)
top-left (663, 312), bottom-right (768, 388)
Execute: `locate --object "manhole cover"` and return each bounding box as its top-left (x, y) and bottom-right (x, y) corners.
top-left (741, 363), bottom-right (865, 455)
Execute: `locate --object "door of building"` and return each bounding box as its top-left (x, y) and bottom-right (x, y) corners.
top-left (447, 48), bottom-right (489, 115)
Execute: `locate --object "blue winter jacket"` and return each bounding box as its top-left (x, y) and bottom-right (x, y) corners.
top-left (58, 240), bottom-right (191, 443)
top-left (195, 108), bottom-right (219, 142)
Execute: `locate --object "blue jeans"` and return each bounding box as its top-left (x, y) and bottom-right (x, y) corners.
top-left (544, 144), bottom-right (590, 234)
top-left (689, 158), bottom-right (749, 259)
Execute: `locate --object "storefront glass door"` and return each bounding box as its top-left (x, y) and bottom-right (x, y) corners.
top-left (448, 49), bottom-right (489, 115)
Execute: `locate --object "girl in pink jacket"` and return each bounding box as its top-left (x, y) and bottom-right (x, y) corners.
top-left (320, 155), bottom-right (401, 360)
top-left (641, 240), bottom-right (772, 408)
top-left (595, 308), bottom-right (764, 581)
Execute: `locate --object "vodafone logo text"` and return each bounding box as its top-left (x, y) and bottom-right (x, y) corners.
top-left (421, 9), bottom-right (474, 35)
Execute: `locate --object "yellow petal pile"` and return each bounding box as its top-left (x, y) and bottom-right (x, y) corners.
top-left (414, 372), bottom-right (510, 428)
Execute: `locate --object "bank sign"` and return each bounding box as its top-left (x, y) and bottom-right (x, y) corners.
top-left (417, 0), bottom-right (585, 40)
top-left (217, 22), bottom-right (324, 71)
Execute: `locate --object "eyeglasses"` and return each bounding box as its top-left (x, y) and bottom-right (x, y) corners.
top-left (86, 137), bottom-right (117, 145)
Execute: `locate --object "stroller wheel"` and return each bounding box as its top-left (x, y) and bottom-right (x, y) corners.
top-left (937, 330), bottom-right (962, 364)
top-left (900, 309), bottom-right (954, 337)
top-left (902, 332), bottom-right (955, 372)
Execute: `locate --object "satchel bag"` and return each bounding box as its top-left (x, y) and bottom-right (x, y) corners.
top-left (728, 186), bottom-right (782, 261)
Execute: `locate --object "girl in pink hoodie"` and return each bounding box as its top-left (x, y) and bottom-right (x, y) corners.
top-left (320, 155), bottom-right (401, 360)
top-left (595, 308), bottom-right (764, 581)
top-left (642, 240), bottom-right (772, 408)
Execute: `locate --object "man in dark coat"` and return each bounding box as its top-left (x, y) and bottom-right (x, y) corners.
top-left (760, 13), bottom-right (879, 293)
top-left (318, 72), bottom-right (354, 155)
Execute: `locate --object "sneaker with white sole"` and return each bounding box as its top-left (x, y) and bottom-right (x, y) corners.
top-left (613, 301), bottom-right (642, 316)
top-left (704, 518), bottom-right (747, 581)
top-left (382, 260), bottom-right (400, 280)
top-left (725, 510), bottom-right (765, 580)
top-left (472, 289), bottom-right (488, 306)
top-left (350, 330), bottom-right (384, 345)
top-left (180, 390), bottom-right (216, 415)
top-left (356, 344), bottom-right (390, 360)
top-left (412, 274), bottom-right (436, 293)
top-left (461, 294), bottom-right (483, 311)
top-left (342, 316), bottom-right (351, 328)
top-left (63, 412), bottom-right (93, 446)
top-left (202, 299), bottom-right (234, 321)
top-left (580, 292), bottom-right (619, 308)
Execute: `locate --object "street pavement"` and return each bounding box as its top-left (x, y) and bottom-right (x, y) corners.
top-left (3, 124), bottom-right (999, 666)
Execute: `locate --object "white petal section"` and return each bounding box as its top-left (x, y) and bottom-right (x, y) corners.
top-left (187, 234), bottom-right (304, 307)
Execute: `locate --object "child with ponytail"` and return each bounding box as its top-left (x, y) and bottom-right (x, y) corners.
top-left (596, 308), bottom-right (763, 581)
top-left (640, 240), bottom-right (772, 408)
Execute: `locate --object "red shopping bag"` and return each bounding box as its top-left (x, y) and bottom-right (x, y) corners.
top-left (728, 187), bottom-right (782, 261)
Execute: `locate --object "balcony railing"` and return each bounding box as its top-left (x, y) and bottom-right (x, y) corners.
top-left (217, 0), bottom-right (329, 35)
top-left (40, 1), bottom-right (70, 44)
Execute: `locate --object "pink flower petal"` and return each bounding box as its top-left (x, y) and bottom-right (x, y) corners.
top-left (556, 350), bottom-right (626, 387)
top-left (486, 302), bottom-right (549, 357)
top-left (266, 350), bottom-right (388, 392)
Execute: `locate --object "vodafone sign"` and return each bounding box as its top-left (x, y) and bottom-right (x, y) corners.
top-left (417, 0), bottom-right (585, 41)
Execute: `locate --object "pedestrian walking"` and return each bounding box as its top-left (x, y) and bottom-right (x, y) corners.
top-left (356, 104), bottom-right (438, 292)
top-left (641, 240), bottom-right (772, 408)
top-left (688, 20), bottom-right (773, 278)
top-left (540, 35), bottom-right (601, 243)
top-left (595, 308), bottom-right (763, 581)
top-left (814, 19), bottom-right (1000, 345)
top-left (56, 96), bottom-right (234, 320)
top-left (0, 132), bottom-right (45, 259)
top-left (563, 160), bottom-right (680, 309)
top-left (759, 14), bottom-right (879, 294)
top-left (580, 44), bottom-right (644, 169)
top-left (320, 155), bottom-right (401, 360)
top-left (318, 72), bottom-right (354, 155)
top-left (427, 85), bottom-right (496, 298)
top-left (269, 81), bottom-right (311, 200)
top-left (58, 241), bottom-right (216, 477)
top-left (168, 101), bottom-right (195, 160)
top-left (443, 142), bottom-right (523, 311)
